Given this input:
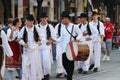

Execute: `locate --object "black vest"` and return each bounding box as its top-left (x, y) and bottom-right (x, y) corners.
top-left (79, 23), bottom-right (92, 36)
top-left (23, 26), bottom-right (39, 43)
top-left (58, 23), bottom-right (61, 37)
top-left (0, 30), bottom-right (2, 45)
top-left (0, 30), bottom-right (4, 68)
top-left (39, 24), bottom-right (51, 40)
top-left (97, 21), bottom-right (100, 34)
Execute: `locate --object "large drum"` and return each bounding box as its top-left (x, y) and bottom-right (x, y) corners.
top-left (66, 41), bottom-right (90, 61)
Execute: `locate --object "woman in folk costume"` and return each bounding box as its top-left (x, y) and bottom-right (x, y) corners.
top-left (0, 27), bottom-right (13, 80)
top-left (18, 15), bottom-right (44, 80)
top-left (37, 12), bottom-right (56, 80)
top-left (60, 11), bottom-right (82, 80)
top-left (55, 20), bottom-right (67, 78)
top-left (76, 13), bottom-right (101, 74)
top-left (89, 11), bottom-right (105, 72)
top-left (6, 18), bottom-right (22, 80)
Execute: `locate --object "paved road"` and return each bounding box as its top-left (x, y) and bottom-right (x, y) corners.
top-left (3, 49), bottom-right (120, 80)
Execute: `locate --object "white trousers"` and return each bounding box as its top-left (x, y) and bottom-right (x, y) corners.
top-left (56, 55), bottom-right (64, 74)
top-left (92, 41), bottom-right (101, 68)
top-left (40, 48), bottom-right (52, 75)
top-left (22, 49), bottom-right (43, 80)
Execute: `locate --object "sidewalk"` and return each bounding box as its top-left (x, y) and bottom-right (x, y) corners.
top-left (3, 49), bottom-right (120, 80)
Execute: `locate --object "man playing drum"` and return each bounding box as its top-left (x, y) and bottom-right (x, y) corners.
top-left (59, 11), bottom-right (82, 80)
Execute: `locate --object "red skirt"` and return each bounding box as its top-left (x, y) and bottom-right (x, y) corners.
top-left (6, 41), bottom-right (22, 68)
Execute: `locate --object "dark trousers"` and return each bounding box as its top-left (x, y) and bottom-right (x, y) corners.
top-left (62, 53), bottom-right (74, 80)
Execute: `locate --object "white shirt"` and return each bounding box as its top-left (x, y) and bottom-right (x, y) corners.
top-left (18, 25), bottom-right (45, 50)
top-left (0, 30), bottom-right (13, 57)
top-left (89, 21), bottom-right (105, 41)
top-left (7, 28), bottom-right (20, 41)
top-left (37, 23), bottom-right (56, 49)
top-left (60, 23), bottom-right (82, 53)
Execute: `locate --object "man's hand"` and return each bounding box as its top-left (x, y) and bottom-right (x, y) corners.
top-left (46, 40), bottom-right (52, 45)
top-left (38, 41), bottom-right (42, 46)
top-left (86, 37), bottom-right (92, 41)
top-left (74, 40), bottom-right (80, 42)
top-left (83, 31), bottom-right (88, 36)
top-left (23, 44), bottom-right (28, 48)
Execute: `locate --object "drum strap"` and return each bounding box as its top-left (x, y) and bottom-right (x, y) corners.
top-left (69, 42), bottom-right (76, 60)
top-left (66, 25), bottom-right (76, 41)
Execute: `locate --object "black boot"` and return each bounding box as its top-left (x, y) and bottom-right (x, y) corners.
top-left (89, 64), bottom-right (94, 70)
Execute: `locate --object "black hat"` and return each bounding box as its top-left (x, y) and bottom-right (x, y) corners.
top-left (92, 11), bottom-right (98, 16)
top-left (40, 12), bottom-right (48, 18)
top-left (61, 11), bottom-right (70, 19)
top-left (80, 13), bottom-right (87, 18)
top-left (27, 14), bottom-right (35, 21)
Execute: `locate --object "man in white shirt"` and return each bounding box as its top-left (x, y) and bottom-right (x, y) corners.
top-left (77, 13), bottom-right (94, 74)
top-left (89, 11), bottom-right (105, 72)
top-left (37, 13), bottom-right (56, 80)
top-left (60, 11), bottom-right (82, 80)
top-left (18, 15), bottom-right (44, 80)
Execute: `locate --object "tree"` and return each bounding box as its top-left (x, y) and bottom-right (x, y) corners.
top-left (36, 0), bottom-right (43, 22)
top-left (2, 0), bottom-right (12, 20)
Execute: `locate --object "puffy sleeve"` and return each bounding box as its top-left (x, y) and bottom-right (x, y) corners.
top-left (100, 22), bottom-right (105, 36)
top-left (18, 27), bottom-right (26, 46)
top-left (49, 24), bottom-right (57, 41)
top-left (74, 25), bottom-right (83, 40)
top-left (1, 30), bottom-right (13, 57)
top-left (36, 26), bottom-right (45, 43)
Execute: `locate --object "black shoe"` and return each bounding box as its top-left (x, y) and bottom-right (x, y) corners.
top-left (93, 68), bottom-right (98, 72)
top-left (15, 76), bottom-right (21, 79)
top-left (82, 71), bottom-right (88, 74)
top-left (78, 68), bottom-right (83, 73)
top-left (44, 74), bottom-right (50, 80)
top-left (56, 73), bottom-right (62, 78)
top-left (89, 64), bottom-right (94, 70)
top-left (64, 74), bottom-right (67, 78)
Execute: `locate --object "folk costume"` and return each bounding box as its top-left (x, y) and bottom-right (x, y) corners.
top-left (18, 15), bottom-right (44, 80)
top-left (77, 13), bottom-right (93, 74)
top-left (0, 30), bottom-right (13, 79)
top-left (60, 11), bottom-right (82, 80)
top-left (89, 12), bottom-right (105, 72)
top-left (38, 13), bottom-right (56, 80)
top-left (55, 23), bottom-right (66, 77)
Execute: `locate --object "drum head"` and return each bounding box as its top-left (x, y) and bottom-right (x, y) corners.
top-left (66, 42), bottom-right (78, 61)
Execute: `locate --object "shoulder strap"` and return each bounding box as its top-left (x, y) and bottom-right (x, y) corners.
top-left (66, 25), bottom-right (76, 41)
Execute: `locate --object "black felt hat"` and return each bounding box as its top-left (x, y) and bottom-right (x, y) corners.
top-left (61, 11), bottom-right (70, 19)
top-left (40, 12), bottom-right (48, 18)
top-left (27, 14), bottom-right (35, 21)
top-left (80, 13), bottom-right (87, 18)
